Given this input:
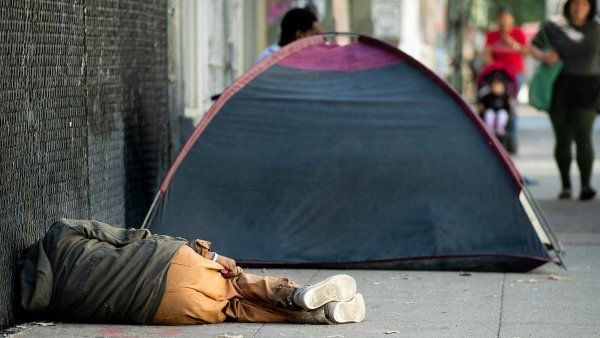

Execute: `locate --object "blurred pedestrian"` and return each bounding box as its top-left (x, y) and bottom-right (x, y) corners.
top-left (529, 0), bottom-right (600, 200)
top-left (483, 8), bottom-right (528, 152)
top-left (484, 8), bottom-right (528, 85)
top-left (478, 73), bottom-right (514, 137)
top-left (258, 7), bottom-right (321, 61)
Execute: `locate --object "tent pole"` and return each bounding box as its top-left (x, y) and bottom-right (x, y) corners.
top-left (141, 192), bottom-right (162, 229)
top-left (522, 184), bottom-right (566, 269)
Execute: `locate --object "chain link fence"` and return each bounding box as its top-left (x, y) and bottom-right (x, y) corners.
top-left (0, 0), bottom-right (170, 328)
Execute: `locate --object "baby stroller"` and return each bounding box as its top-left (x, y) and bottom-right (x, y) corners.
top-left (476, 61), bottom-right (518, 154)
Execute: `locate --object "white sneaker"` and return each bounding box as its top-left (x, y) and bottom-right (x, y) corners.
top-left (324, 293), bottom-right (366, 324)
top-left (293, 275), bottom-right (357, 310)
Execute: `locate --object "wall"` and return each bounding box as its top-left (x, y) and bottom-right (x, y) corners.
top-left (0, 0), bottom-right (170, 329)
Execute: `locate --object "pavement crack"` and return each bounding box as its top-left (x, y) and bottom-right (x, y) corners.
top-left (305, 269), bottom-right (320, 285)
top-left (496, 273), bottom-right (506, 338)
top-left (253, 323), bottom-right (265, 337)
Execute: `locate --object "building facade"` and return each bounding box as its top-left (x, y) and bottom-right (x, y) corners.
top-left (168, 0), bottom-right (451, 141)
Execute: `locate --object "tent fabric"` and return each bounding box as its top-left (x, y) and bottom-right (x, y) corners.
top-left (146, 35), bottom-right (557, 272)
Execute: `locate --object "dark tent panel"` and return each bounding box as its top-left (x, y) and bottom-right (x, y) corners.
top-left (145, 34), bottom-right (562, 272)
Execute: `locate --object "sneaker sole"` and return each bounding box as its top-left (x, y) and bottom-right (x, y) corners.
top-left (300, 275), bottom-right (357, 310)
top-left (325, 293), bottom-right (366, 324)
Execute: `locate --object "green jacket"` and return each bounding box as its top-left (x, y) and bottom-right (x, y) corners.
top-left (19, 218), bottom-right (187, 324)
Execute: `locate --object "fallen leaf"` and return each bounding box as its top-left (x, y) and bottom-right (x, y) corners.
top-left (34, 322), bottom-right (56, 327)
top-left (459, 272), bottom-right (472, 276)
top-left (548, 274), bottom-right (573, 281)
top-left (385, 330), bottom-right (399, 334)
top-left (390, 276), bottom-right (412, 280)
top-left (515, 278), bottom-right (537, 284)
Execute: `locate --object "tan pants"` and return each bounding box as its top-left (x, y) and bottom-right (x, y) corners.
top-left (152, 246), bottom-right (316, 325)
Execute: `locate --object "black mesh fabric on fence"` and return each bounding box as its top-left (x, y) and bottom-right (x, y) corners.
top-left (0, 0), bottom-right (170, 329)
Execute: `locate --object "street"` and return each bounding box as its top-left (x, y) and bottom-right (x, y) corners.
top-left (12, 111), bottom-right (600, 337)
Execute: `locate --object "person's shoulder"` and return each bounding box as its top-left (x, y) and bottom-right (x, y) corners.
top-left (265, 43), bottom-right (280, 52)
top-left (486, 29), bottom-right (500, 38)
top-left (258, 44), bottom-right (280, 61)
top-left (485, 29), bottom-right (499, 43)
top-left (512, 27), bottom-right (525, 35)
top-left (591, 17), bottom-right (600, 30)
top-left (480, 90), bottom-right (493, 100)
top-left (512, 27), bottom-right (526, 41)
top-left (544, 17), bottom-right (569, 29)
top-left (536, 18), bottom-right (565, 38)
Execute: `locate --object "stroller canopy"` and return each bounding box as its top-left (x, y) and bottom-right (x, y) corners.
top-left (144, 34), bottom-right (561, 272)
top-left (477, 61), bottom-right (519, 96)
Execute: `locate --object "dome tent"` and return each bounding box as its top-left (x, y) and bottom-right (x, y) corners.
top-left (143, 34), bottom-right (563, 272)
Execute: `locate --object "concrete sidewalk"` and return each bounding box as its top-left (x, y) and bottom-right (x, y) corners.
top-left (8, 248), bottom-right (600, 338)
top-left (7, 113), bottom-right (600, 338)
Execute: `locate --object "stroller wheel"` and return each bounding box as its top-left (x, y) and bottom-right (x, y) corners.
top-left (506, 137), bottom-right (518, 154)
top-left (495, 135), bottom-right (517, 154)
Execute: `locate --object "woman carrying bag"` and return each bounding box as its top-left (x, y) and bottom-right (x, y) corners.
top-left (529, 0), bottom-right (600, 200)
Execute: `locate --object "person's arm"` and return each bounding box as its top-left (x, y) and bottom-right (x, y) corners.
top-left (483, 32), bottom-right (494, 65)
top-left (516, 29), bottom-right (529, 56)
top-left (63, 218), bottom-right (152, 247)
top-left (530, 22), bottom-right (561, 65)
top-left (19, 241), bottom-right (53, 312)
top-left (483, 45), bottom-right (494, 65)
top-left (501, 30), bottom-right (529, 56)
top-left (529, 45), bottom-right (560, 65)
top-left (476, 102), bottom-right (484, 114)
top-left (190, 238), bottom-right (239, 277)
top-left (206, 251), bottom-right (239, 278)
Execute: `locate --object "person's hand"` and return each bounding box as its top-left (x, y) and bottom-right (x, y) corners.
top-left (501, 33), bottom-right (524, 52)
top-left (215, 254), bottom-right (237, 278)
top-left (543, 51), bottom-right (560, 65)
top-left (500, 32), bottom-right (515, 45)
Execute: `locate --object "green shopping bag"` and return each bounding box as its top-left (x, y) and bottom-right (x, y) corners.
top-left (528, 25), bottom-right (563, 111)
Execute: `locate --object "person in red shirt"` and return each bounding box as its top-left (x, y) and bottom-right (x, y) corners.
top-left (484, 8), bottom-right (528, 78)
top-left (483, 8), bottom-right (528, 151)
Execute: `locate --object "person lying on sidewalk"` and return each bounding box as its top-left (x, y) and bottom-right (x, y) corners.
top-left (18, 219), bottom-right (365, 325)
